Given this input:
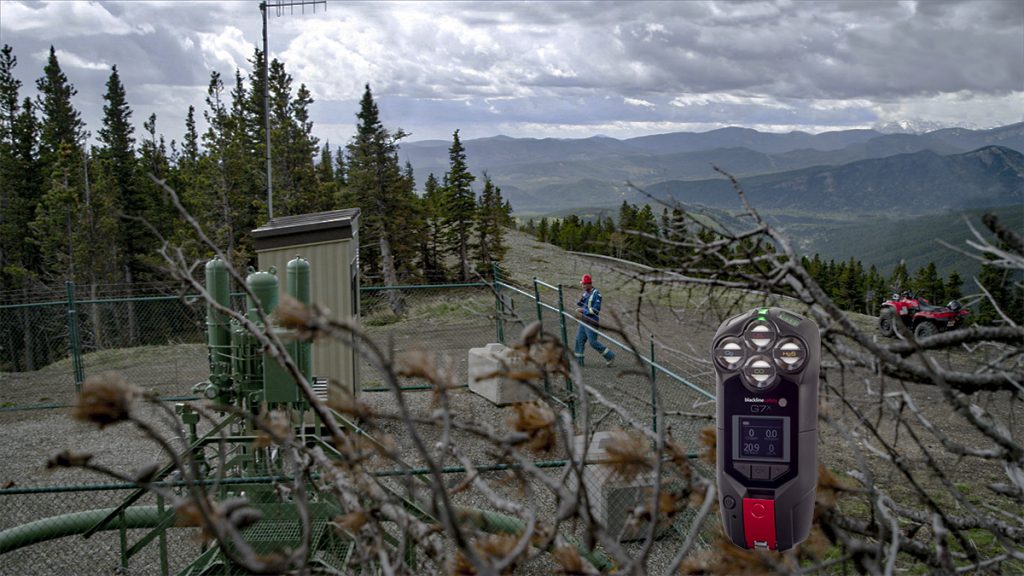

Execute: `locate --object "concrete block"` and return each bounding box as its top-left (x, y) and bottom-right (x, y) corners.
top-left (468, 343), bottom-right (537, 406)
top-left (570, 431), bottom-right (665, 542)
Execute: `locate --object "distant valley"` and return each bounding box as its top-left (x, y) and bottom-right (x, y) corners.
top-left (399, 123), bottom-right (1024, 277)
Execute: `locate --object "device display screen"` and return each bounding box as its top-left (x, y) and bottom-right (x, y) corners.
top-left (733, 415), bottom-right (790, 462)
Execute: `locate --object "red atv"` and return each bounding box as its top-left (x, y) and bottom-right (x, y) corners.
top-left (878, 290), bottom-right (969, 339)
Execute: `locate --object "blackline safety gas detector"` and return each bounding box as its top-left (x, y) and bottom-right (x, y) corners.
top-left (713, 307), bottom-right (820, 551)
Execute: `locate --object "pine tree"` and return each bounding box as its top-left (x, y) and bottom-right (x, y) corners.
top-left (975, 249), bottom-right (1018, 325)
top-left (836, 258), bottom-right (864, 311)
top-left (346, 84), bottom-right (411, 313)
top-left (262, 57), bottom-right (319, 215)
top-left (31, 142), bottom-right (82, 280)
top-left (441, 129), bottom-right (477, 281)
top-left (32, 47), bottom-right (86, 281)
top-left (136, 113), bottom-right (173, 256)
top-left (537, 217), bottom-right (549, 243)
top-left (0, 45), bottom-right (25, 285)
top-left (864, 265), bottom-right (887, 315)
top-left (945, 271), bottom-right (963, 301)
top-left (473, 175), bottom-right (508, 276)
top-left (317, 142), bottom-right (335, 185)
top-left (0, 45), bottom-right (18, 144)
top-left (182, 105), bottom-right (199, 171)
top-left (315, 142), bottom-right (342, 210)
top-left (95, 66), bottom-right (141, 282)
top-left (911, 262), bottom-right (943, 304)
top-left (195, 69), bottom-right (262, 266)
top-left (889, 261), bottom-right (910, 293)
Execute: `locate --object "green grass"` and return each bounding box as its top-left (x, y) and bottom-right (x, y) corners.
top-left (361, 290), bottom-right (493, 327)
top-left (17, 342), bottom-right (207, 376)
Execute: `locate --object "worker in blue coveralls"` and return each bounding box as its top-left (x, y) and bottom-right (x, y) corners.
top-left (574, 274), bottom-right (615, 367)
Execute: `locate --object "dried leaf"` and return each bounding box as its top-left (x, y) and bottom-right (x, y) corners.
top-left (551, 545), bottom-right (597, 575)
top-left (507, 400), bottom-right (557, 452)
top-left (476, 532), bottom-right (520, 562)
top-left (664, 432), bottom-right (692, 475)
top-left (396, 349), bottom-right (438, 381)
top-left (174, 499), bottom-right (204, 529)
top-left (520, 320), bottom-right (542, 345)
top-left (815, 465), bottom-right (852, 516)
top-left (72, 372), bottom-right (139, 428)
top-left (327, 387), bottom-right (374, 420)
top-left (274, 294), bottom-right (316, 339)
top-left (601, 430), bottom-right (651, 482)
top-left (335, 511), bottom-right (369, 533)
top-left (680, 527), bottom-right (778, 574)
top-left (698, 426), bottom-right (716, 466)
top-left (252, 431), bottom-right (273, 449)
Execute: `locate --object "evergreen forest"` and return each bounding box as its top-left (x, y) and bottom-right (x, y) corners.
top-left (520, 203), bottom-right (1024, 325)
top-left (0, 44), bottom-right (511, 302)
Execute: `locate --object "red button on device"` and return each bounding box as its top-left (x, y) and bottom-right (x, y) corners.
top-left (742, 498), bottom-right (776, 550)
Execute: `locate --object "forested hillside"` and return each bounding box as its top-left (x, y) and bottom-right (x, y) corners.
top-left (520, 202), bottom-right (1024, 325)
top-left (0, 45), bottom-right (510, 300)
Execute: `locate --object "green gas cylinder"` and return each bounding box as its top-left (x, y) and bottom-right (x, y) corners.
top-left (287, 257), bottom-right (313, 381)
top-left (246, 267), bottom-right (279, 322)
top-left (204, 258), bottom-right (231, 374)
top-left (287, 256), bottom-right (311, 305)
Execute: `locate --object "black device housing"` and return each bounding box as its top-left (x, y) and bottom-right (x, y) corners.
top-left (713, 307), bottom-right (820, 551)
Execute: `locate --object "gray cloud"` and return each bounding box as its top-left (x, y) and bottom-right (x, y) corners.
top-left (1, 0), bottom-right (1020, 145)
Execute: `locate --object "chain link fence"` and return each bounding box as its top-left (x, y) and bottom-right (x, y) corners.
top-left (1, 277), bottom-right (720, 574)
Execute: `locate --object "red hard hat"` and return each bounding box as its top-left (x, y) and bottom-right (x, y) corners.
top-left (580, 274), bottom-right (592, 285)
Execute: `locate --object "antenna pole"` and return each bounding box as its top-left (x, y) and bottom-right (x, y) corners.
top-left (259, 0), bottom-right (327, 221)
top-left (261, 1), bottom-right (273, 220)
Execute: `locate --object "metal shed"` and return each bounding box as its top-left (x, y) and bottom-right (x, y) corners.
top-left (252, 208), bottom-right (361, 401)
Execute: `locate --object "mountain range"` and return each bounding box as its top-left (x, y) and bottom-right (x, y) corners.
top-left (397, 123), bottom-right (1023, 278)
top-left (398, 122), bottom-right (1024, 214)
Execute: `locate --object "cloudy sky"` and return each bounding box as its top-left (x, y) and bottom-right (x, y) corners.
top-left (2, 0), bottom-right (1022, 147)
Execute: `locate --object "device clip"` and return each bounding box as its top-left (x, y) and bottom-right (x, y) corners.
top-left (742, 497), bottom-right (777, 550)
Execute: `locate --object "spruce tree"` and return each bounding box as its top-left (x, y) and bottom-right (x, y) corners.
top-left (420, 172), bottom-right (448, 282)
top-left (911, 262), bottom-right (943, 304)
top-left (346, 84), bottom-right (410, 313)
top-left (889, 261), bottom-right (910, 293)
top-left (0, 45), bottom-right (24, 284)
top-left (95, 66), bottom-right (142, 282)
top-left (473, 175), bottom-right (508, 276)
top-left (975, 249), bottom-right (1019, 325)
top-left (32, 47), bottom-right (86, 281)
top-left (36, 46), bottom-right (85, 173)
top-left (441, 130), bottom-right (477, 281)
top-left (182, 105), bottom-right (199, 170)
top-left (945, 271), bottom-right (963, 301)
top-left (0, 45), bottom-right (18, 143)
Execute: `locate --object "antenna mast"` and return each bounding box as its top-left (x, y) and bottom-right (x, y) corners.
top-left (259, 0), bottom-right (327, 221)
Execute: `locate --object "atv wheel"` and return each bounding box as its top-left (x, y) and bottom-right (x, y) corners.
top-left (879, 308), bottom-right (896, 337)
top-left (914, 321), bottom-right (937, 339)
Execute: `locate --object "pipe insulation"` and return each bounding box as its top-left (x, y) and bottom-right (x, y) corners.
top-left (0, 506), bottom-right (182, 554)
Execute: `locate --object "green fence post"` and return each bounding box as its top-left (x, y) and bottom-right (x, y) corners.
top-left (532, 278), bottom-right (551, 394)
top-left (493, 262), bottom-right (504, 345)
top-left (532, 277), bottom-right (543, 327)
top-left (556, 284), bottom-right (576, 422)
top-left (650, 335), bottom-right (657, 433)
top-left (66, 281), bottom-right (84, 393)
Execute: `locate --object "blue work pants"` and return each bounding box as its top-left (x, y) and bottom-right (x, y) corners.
top-left (574, 323), bottom-right (614, 365)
